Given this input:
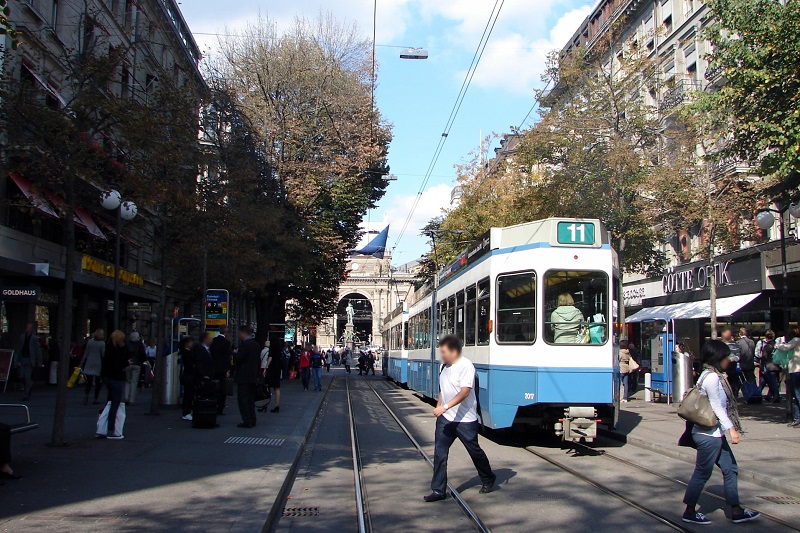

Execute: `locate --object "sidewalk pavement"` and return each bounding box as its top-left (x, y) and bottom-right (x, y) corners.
top-left (0, 371), bottom-right (334, 532)
top-left (601, 391), bottom-right (800, 497)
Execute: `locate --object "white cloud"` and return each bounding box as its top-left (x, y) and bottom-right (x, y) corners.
top-left (184, 0), bottom-right (595, 95)
top-left (184, 0), bottom-right (411, 57)
top-left (462, 5), bottom-right (595, 94)
top-left (380, 183), bottom-right (453, 251)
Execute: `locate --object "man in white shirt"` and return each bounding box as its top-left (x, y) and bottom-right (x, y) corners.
top-left (424, 335), bottom-right (496, 502)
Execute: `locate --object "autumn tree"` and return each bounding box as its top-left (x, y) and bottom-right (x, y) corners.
top-left (0, 6), bottom-right (206, 434)
top-left (648, 114), bottom-right (759, 337)
top-left (211, 14), bottom-right (391, 331)
top-left (516, 27), bottom-right (669, 278)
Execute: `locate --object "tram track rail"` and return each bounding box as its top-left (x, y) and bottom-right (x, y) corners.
top-left (354, 376), bottom-right (492, 533)
top-left (346, 378), bottom-right (373, 533)
top-left (571, 442), bottom-right (800, 532)
top-left (522, 445), bottom-right (695, 533)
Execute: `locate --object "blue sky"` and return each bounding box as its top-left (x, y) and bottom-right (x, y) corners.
top-left (180, 0), bottom-right (596, 265)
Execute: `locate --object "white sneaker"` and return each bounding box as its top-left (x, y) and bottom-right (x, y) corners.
top-left (182, 414), bottom-right (193, 421)
top-left (107, 432), bottom-right (124, 440)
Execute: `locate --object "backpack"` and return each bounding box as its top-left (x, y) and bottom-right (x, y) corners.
top-left (311, 352), bottom-right (323, 369)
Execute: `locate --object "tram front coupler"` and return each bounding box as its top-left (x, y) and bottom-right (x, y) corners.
top-left (555, 407), bottom-right (598, 442)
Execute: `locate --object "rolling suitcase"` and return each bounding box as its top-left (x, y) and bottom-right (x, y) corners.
top-left (739, 374), bottom-right (762, 404)
top-left (192, 396), bottom-right (218, 428)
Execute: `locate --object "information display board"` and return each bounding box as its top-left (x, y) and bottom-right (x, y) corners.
top-left (205, 289), bottom-right (229, 329)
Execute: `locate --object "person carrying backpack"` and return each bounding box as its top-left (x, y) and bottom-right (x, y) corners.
top-left (736, 328), bottom-right (756, 385)
top-left (758, 331), bottom-right (780, 403)
top-left (310, 346), bottom-right (324, 391)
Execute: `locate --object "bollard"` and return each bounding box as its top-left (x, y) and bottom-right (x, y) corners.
top-left (644, 373), bottom-right (652, 402)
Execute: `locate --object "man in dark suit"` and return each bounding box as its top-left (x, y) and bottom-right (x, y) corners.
top-left (210, 328), bottom-right (232, 414)
top-left (235, 326), bottom-right (260, 428)
top-left (15, 323), bottom-right (43, 400)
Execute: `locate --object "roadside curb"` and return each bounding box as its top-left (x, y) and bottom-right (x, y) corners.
top-left (261, 376), bottom-right (335, 533)
top-left (599, 426), bottom-right (800, 499)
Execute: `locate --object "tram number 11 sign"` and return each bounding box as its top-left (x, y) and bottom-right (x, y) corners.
top-left (557, 222), bottom-right (595, 245)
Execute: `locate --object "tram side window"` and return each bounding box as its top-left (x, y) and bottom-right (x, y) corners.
top-left (477, 278), bottom-right (490, 345)
top-left (456, 290), bottom-right (465, 342)
top-left (423, 307), bottom-right (431, 349)
top-left (544, 270), bottom-right (609, 345)
top-left (437, 301), bottom-right (444, 339)
top-left (465, 286), bottom-right (477, 346)
top-left (443, 295), bottom-right (453, 336)
top-left (496, 272), bottom-right (536, 344)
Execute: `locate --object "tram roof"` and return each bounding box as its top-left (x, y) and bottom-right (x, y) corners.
top-left (437, 218), bottom-right (608, 282)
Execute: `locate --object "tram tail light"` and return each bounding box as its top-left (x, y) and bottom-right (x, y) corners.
top-left (487, 320), bottom-right (493, 333)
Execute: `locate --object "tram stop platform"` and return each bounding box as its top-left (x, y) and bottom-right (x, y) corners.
top-left (0, 372), bottom-right (332, 532)
top-left (601, 394), bottom-right (800, 498)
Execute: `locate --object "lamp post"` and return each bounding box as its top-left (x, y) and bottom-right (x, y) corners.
top-left (756, 202), bottom-right (800, 420)
top-left (101, 189), bottom-right (138, 331)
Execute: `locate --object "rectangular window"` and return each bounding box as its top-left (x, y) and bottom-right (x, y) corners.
top-left (447, 295), bottom-right (456, 336)
top-left (436, 301), bottom-right (444, 339)
top-left (644, 16), bottom-right (654, 38)
top-left (496, 272), bottom-right (536, 344)
top-left (465, 285), bottom-right (477, 346)
top-left (662, 0), bottom-right (672, 21)
top-left (664, 62), bottom-right (676, 80)
top-left (477, 278), bottom-right (490, 346)
top-left (544, 270), bottom-right (609, 345)
top-left (456, 290), bottom-right (465, 342)
top-left (684, 44), bottom-right (697, 70)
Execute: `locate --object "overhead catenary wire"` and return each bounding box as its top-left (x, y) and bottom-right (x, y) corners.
top-left (391, 0), bottom-right (505, 253)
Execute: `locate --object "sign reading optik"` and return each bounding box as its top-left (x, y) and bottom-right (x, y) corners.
top-left (662, 261), bottom-right (732, 294)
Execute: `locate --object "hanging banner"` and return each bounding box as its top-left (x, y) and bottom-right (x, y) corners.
top-left (205, 289), bottom-right (229, 329)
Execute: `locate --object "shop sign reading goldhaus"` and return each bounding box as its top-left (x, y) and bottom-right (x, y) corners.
top-left (81, 255), bottom-right (144, 286)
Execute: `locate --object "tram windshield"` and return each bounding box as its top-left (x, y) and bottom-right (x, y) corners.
top-left (544, 270), bottom-right (608, 345)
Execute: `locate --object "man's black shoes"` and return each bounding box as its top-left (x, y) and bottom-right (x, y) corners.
top-left (423, 491), bottom-right (447, 502)
top-left (479, 475), bottom-right (497, 494)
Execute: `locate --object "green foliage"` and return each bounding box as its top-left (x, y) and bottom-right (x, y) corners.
top-left (698, 0), bottom-right (800, 197)
top-left (445, 28), bottom-right (669, 275)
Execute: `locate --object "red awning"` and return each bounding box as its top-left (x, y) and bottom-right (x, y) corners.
top-left (96, 217), bottom-right (137, 245)
top-left (43, 191), bottom-right (107, 240)
top-left (8, 173), bottom-right (59, 218)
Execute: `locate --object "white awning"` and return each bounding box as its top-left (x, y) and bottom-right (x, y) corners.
top-left (626, 293), bottom-right (760, 323)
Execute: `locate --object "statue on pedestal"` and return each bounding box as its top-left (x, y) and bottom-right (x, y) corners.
top-left (346, 301), bottom-right (355, 325)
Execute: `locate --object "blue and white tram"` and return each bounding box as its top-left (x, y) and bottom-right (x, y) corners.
top-left (382, 304), bottom-right (409, 384)
top-left (402, 218), bottom-right (620, 441)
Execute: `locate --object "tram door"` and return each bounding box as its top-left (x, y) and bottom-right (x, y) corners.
top-left (642, 320), bottom-right (675, 396)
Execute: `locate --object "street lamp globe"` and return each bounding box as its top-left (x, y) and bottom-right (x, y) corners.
top-left (100, 189), bottom-right (121, 210)
top-left (756, 210), bottom-right (775, 231)
top-left (788, 203), bottom-right (800, 219)
top-left (120, 200), bottom-right (138, 221)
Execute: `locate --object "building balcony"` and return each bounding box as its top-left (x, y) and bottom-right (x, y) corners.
top-left (658, 79), bottom-right (702, 114)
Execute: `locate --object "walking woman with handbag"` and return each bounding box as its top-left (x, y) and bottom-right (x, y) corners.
top-left (681, 340), bottom-right (760, 525)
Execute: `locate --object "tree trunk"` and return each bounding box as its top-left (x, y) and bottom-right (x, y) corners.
top-left (254, 292), bottom-right (273, 344)
top-left (50, 178), bottom-right (76, 446)
top-left (709, 247), bottom-right (718, 340)
top-left (617, 238), bottom-right (627, 341)
top-left (149, 219), bottom-right (168, 415)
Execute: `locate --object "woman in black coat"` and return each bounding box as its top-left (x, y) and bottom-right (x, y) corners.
top-left (100, 330), bottom-right (129, 439)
